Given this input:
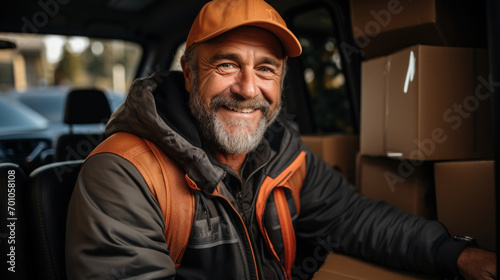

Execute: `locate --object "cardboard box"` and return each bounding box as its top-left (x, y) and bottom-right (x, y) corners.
top-left (360, 45), bottom-right (493, 161)
top-left (301, 135), bottom-right (359, 184)
top-left (434, 160), bottom-right (496, 251)
top-left (312, 253), bottom-right (438, 280)
top-left (350, 0), bottom-right (487, 58)
top-left (357, 155), bottom-right (436, 219)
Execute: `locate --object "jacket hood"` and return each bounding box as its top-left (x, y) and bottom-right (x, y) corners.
top-left (105, 71), bottom-right (225, 192)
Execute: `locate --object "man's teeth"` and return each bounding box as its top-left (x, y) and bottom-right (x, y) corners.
top-left (228, 106), bottom-right (255, 113)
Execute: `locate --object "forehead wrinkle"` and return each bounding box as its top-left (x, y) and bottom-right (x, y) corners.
top-left (209, 52), bottom-right (241, 64)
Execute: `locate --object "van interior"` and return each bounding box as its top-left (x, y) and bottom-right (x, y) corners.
top-left (0, 0), bottom-right (498, 279)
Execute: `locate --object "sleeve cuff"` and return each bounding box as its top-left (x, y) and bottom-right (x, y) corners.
top-left (435, 238), bottom-right (472, 279)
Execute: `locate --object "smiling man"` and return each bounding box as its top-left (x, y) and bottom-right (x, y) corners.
top-left (65, 0), bottom-right (496, 279)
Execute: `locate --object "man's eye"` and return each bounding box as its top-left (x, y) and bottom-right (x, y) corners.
top-left (217, 63), bottom-right (239, 73)
top-left (259, 66), bottom-right (275, 74)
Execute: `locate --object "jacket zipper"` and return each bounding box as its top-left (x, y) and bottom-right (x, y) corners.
top-left (210, 190), bottom-right (260, 280)
top-left (199, 194), bottom-right (212, 231)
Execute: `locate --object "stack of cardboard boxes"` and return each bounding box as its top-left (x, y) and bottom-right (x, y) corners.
top-left (313, 0), bottom-right (495, 279)
top-left (358, 45), bottom-right (494, 222)
top-left (355, 0), bottom-right (495, 252)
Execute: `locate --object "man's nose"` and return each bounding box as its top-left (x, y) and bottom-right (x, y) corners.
top-left (232, 69), bottom-right (258, 99)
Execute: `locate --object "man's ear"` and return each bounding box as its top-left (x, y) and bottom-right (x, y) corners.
top-left (180, 56), bottom-right (192, 93)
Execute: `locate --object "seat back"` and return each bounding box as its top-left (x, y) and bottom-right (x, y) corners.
top-left (55, 88), bottom-right (111, 162)
top-left (0, 163), bottom-right (30, 280)
top-left (25, 160), bottom-right (84, 280)
top-left (55, 133), bottom-right (107, 162)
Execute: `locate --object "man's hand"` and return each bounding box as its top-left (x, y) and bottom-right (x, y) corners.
top-left (457, 247), bottom-right (496, 279)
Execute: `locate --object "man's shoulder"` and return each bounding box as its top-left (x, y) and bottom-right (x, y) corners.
top-left (89, 132), bottom-right (151, 160)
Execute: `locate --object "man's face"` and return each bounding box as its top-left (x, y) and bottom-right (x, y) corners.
top-left (184, 26), bottom-right (284, 155)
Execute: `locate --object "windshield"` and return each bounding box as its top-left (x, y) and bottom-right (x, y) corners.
top-left (0, 33), bottom-right (142, 133)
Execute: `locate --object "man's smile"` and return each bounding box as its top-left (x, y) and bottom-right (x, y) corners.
top-left (226, 105), bottom-right (258, 113)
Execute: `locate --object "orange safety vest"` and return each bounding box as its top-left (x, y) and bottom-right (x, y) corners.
top-left (88, 132), bottom-right (306, 278)
top-left (88, 132), bottom-right (194, 268)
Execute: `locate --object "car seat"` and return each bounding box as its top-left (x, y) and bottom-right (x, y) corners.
top-left (54, 89), bottom-right (111, 162)
top-left (24, 160), bottom-right (83, 280)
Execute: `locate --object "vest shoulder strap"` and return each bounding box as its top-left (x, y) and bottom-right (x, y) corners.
top-left (255, 151), bottom-right (307, 279)
top-left (87, 132), bottom-right (194, 268)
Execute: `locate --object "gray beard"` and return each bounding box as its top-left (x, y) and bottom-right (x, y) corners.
top-left (188, 74), bottom-right (281, 155)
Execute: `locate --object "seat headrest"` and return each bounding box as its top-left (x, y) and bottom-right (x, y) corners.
top-left (63, 89), bottom-right (111, 124)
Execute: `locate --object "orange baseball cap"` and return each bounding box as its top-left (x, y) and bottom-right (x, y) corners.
top-left (186, 0), bottom-right (302, 57)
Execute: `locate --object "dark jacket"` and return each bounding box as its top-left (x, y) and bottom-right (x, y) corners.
top-left (65, 71), bottom-right (466, 280)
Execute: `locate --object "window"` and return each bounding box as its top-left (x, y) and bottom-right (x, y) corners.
top-left (0, 33), bottom-right (142, 94)
top-left (0, 33), bottom-right (142, 133)
top-left (290, 6), bottom-right (354, 134)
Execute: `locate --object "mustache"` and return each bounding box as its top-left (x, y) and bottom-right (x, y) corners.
top-left (210, 94), bottom-right (271, 115)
